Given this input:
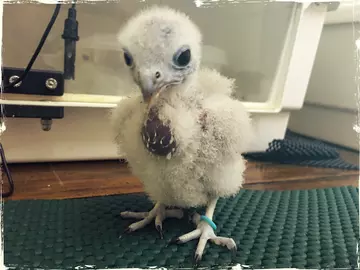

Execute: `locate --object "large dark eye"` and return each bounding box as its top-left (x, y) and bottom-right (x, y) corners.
top-left (173, 47), bottom-right (191, 68)
top-left (123, 50), bottom-right (133, 67)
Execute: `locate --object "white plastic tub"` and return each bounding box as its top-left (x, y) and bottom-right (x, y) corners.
top-left (1, 0), bottom-right (339, 162)
top-left (288, 0), bottom-right (359, 150)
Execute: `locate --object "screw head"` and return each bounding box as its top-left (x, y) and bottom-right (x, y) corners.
top-left (9, 75), bottom-right (22, 87)
top-left (45, 78), bottom-right (58, 90)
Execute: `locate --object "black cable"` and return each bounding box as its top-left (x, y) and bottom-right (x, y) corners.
top-left (1, 4), bottom-right (62, 198)
top-left (3, 4), bottom-right (61, 89)
top-left (62, 2), bottom-right (79, 80)
top-left (0, 143), bottom-right (14, 198)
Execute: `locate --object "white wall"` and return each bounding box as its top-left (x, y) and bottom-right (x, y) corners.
top-left (289, 5), bottom-right (360, 150)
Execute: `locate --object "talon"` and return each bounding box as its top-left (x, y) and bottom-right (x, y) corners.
top-left (120, 227), bottom-right (133, 238)
top-left (156, 225), bottom-right (164, 239)
top-left (187, 209), bottom-right (196, 219)
top-left (168, 237), bottom-right (180, 245)
top-left (188, 214), bottom-right (193, 224)
top-left (193, 254), bottom-right (201, 268)
top-left (231, 246), bottom-right (237, 256)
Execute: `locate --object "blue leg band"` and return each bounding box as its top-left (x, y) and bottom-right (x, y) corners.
top-left (200, 215), bottom-right (217, 230)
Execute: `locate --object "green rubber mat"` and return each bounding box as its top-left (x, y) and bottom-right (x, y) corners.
top-left (4, 186), bottom-right (359, 269)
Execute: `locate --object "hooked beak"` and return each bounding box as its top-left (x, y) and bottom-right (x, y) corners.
top-left (139, 77), bottom-right (159, 103)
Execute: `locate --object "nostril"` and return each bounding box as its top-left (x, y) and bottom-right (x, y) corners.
top-left (155, 71), bottom-right (161, 79)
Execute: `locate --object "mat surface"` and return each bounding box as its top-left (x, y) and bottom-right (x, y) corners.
top-left (4, 186), bottom-right (359, 269)
top-left (244, 130), bottom-right (359, 170)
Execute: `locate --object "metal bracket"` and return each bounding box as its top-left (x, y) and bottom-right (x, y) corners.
top-left (2, 67), bottom-right (65, 96)
top-left (1, 67), bottom-right (65, 131)
top-left (1, 104), bottom-right (64, 131)
top-left (2, 105), bottom-right (64, 119)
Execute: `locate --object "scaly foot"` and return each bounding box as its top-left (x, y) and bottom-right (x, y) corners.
top-left (120, 203), bottom-right (184, 239)
top-left (170, 212), bottom-right (236, 267)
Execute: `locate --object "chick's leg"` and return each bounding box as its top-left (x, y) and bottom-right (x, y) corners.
top-left (121, 202), bottom-right (184, 239)
top-left (171, 198), bottom-right (236, 265)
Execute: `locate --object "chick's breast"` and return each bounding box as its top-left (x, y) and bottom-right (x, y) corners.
top-left (113, 94), bottom-right (210, 208)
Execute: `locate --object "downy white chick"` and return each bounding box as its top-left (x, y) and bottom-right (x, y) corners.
top-left (112, 6), bottom-right (253, 264)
